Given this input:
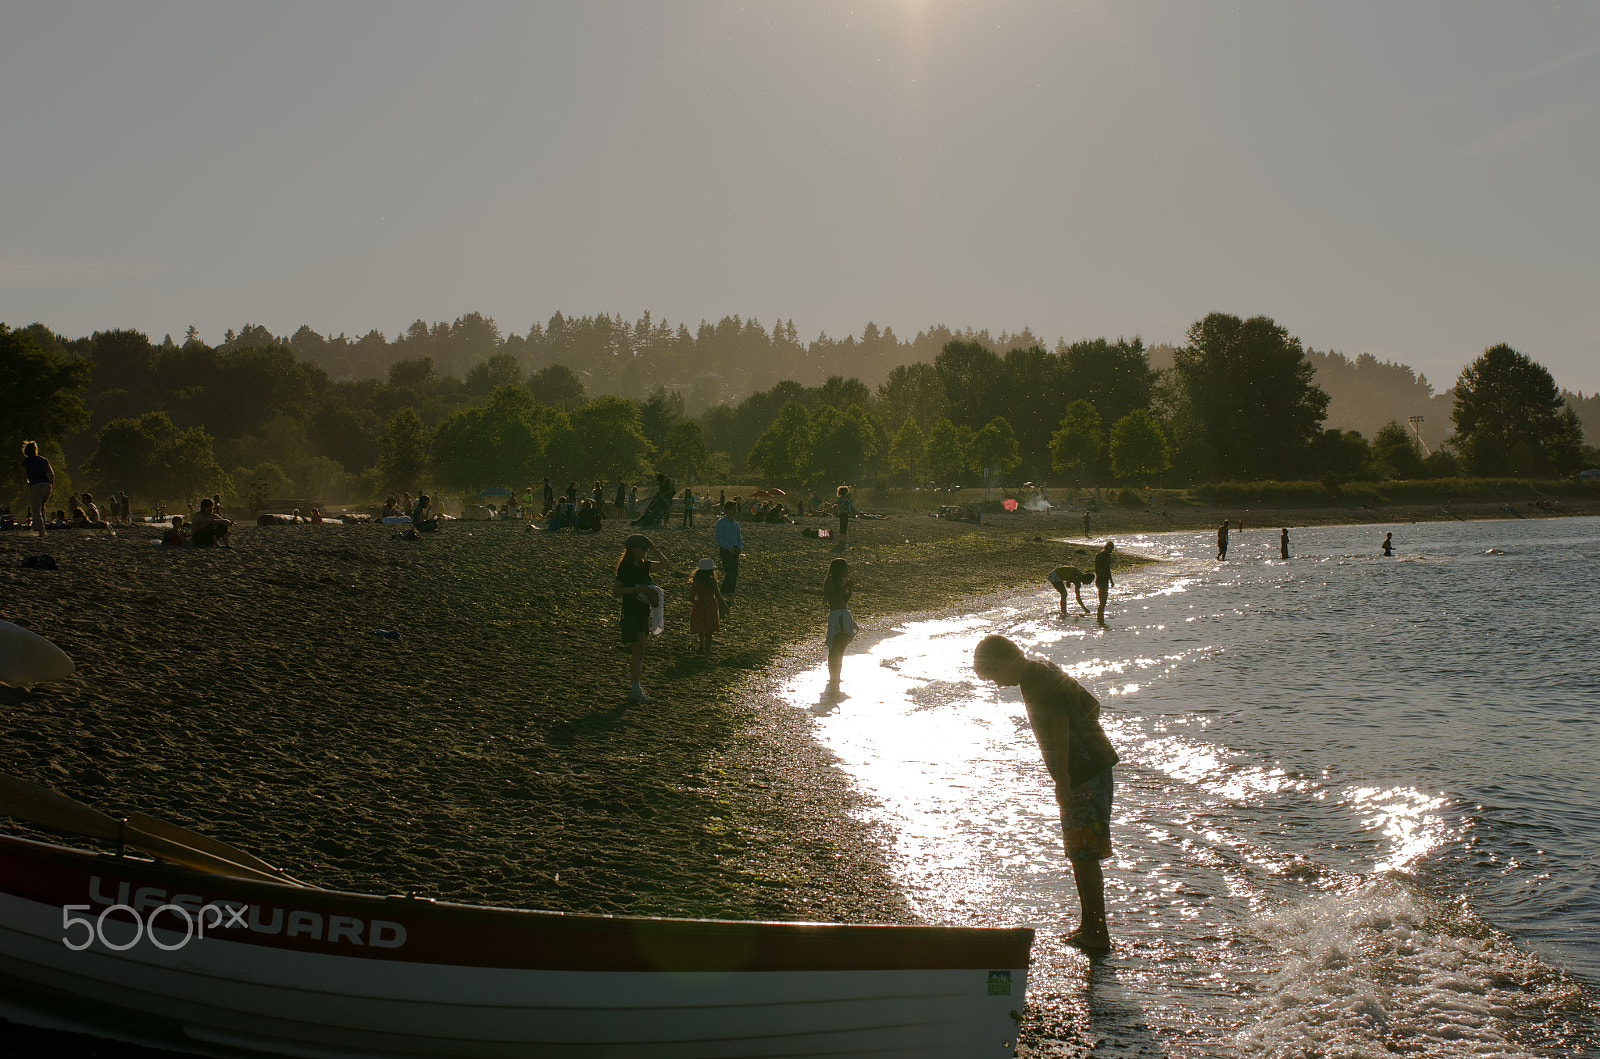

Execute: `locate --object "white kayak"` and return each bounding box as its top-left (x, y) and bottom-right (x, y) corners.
top-left (0, 620), bottom-right (75, 686)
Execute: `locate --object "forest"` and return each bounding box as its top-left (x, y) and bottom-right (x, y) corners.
top-left (3, 309), bottom-right (1595, 514)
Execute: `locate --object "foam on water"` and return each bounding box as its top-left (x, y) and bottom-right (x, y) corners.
top-left (781, 519), bottom-right (1600, 1055)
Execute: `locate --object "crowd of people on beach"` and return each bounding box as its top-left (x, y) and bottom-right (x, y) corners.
top-left (606, 483), bottom-right (862, 703)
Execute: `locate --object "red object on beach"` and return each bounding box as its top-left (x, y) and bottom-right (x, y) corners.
top-left (1002, 498), bottom-right (1018, 512)
top-left (751, 488), bottom-right (788, 498)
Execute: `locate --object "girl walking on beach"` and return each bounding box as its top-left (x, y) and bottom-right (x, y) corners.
top-left (688, 558), bottom-right (724, 658)
top-left (823, 557), bottom-right (857, 688)
top-left (613, 533), bottom-right (666, 703)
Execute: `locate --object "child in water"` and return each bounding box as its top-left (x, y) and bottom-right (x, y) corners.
top-left (688, 559), bottom-right (724, 658)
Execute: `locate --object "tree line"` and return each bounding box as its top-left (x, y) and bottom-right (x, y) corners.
top-left (2, 311), bottom-right (1593, 515)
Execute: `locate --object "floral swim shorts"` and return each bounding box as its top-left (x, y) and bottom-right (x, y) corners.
top-left (1061, 768), bottom-right (1114, 863)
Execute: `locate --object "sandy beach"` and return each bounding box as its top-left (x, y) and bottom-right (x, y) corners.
top-left (3, 494), bottom-right (1594, 927)
top-left (0, 508), bottom-right (1127, 925)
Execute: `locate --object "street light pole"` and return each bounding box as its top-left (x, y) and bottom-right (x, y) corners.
top-left (1407, 415), bottom-right (1432, 457)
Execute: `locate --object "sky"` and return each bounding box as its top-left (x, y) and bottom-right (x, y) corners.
top-left (3, 1), bottom-right (1597, 394)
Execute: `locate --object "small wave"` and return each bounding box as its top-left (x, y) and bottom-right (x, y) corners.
top-left (1239, 876), bottom-right (1580, 1057)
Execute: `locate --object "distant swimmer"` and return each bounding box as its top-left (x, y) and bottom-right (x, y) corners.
top-left (1382, 532), bottom-right (1393, 557)
top-left (1280, 528), bottom-right (1289, 560)
top-left (1094, 541), bottom-right (1114, 624)
top-left (1048, 564), bottom-right (1095, 618)
top-left (973, 635), bottom-right (1120, 953)
top-left (1217, 520), bottom-right (1230, 561)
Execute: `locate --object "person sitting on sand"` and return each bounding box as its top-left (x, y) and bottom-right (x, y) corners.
top-left (823, 557), bottom-right (857, 688)
top-left (688, 558), bottom-right (724, 658)
top-left (71, 506), bottom-right (110, 529)
top-left (311, 508), bottom-right (323, 525)
top-left (412, 494), bottom-right (438, 532)
top-left (1048, 564), bottom-right (1095, 617)
top-left (191, 497), bottom-right (233, 548)
top-left (49, 509), bottom-right (68, 528)
top-left (382, 495), bottom-right (399, 519)
top-left (163, 515), bottom-right (189, 546)
top-left (972, 634), bottom-right (1119, 954)
top-left (290, 508), bottom-right (304, 524)
top-left (81, 492), bottom-right (104, 523)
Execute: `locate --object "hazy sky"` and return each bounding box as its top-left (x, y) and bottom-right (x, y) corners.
top-left (3, 2), bottom-right (1597, 393)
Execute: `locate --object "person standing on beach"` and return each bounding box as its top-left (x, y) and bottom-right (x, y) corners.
top-left (823, 557), bottom-right (857, 688)
top-left (1082, 511), bottom-right (1091, 537)
top-left (613, 533), bottom-right (666, 703)
top-left (680, 487), bottom-right (695, 528)
top-left (1382, 532), bottom-right (1393, 557)
top-left (972, 635), bottom-right (1119, 953)
top-left (1094, 541), bottom-right (1114, 623)
top-left (21, 441), bottom-right (53, 538)
top-left (1217, 520), bottom-right (1230, 561)
top-left (688, 558), bottom-right (723, 658)
top-left (1280, 528), bottom-right (1290, 560)
top-left (715, 501), bottom-right (742, 615)
top-left (835, 485), bottom-right (854, 540)
top-left (1048, 564), bottom-right (1094, 618)
top-left (614, 478), bottom-right (626, 519)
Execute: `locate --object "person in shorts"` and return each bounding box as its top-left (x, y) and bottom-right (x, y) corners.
top-left (973, 634), bottom-right (1119, 953)
top-left (1047, 564), bottom-right (1095, 617)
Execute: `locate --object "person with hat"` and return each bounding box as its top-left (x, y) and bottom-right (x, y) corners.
top-left (688, 558), bottom-right (724, 659)
top-left (613, 534), bottom-right (667, 702)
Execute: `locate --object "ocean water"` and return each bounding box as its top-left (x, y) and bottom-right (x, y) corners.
top-left (781, 517), bottom-right (1600, 1056)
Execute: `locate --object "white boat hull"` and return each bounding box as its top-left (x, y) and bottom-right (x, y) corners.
top-left (0, 835), bottom-right (1031, 1057)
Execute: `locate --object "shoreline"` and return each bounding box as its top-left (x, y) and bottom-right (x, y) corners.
top-left (0, 500), bottom-right (1593, 930)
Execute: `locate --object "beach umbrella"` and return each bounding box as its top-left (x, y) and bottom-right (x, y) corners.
top-left (477, 487), bottom-right (513, 498)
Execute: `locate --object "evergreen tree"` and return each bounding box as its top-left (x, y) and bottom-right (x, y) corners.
top-left (1172, 313), bottom-right (1329, 480)
top-left (1451, 344), bottom-right (1582, 476)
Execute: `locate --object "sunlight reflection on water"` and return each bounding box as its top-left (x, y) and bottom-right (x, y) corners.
top-left (778, 521), bottom-right (1596, 1056)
